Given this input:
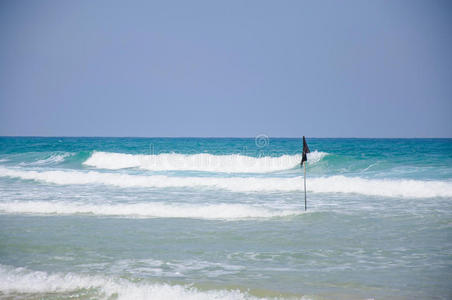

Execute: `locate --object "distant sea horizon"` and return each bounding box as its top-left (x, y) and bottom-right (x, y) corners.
top-left (1, 135), bottom-right (451, 139)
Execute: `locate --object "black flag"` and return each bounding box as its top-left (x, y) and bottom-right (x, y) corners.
top-left (301, 136), bottom-right (310, 166)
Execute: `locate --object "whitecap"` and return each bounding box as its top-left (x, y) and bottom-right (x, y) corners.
top-left (0, 166), bottom-right (451, 198)
top-left (83, 151), bottom-right (327, 173)
top-left (0, 264), bottom-right (307, 300)
top-left (0, 201), bottom-right (301, 220)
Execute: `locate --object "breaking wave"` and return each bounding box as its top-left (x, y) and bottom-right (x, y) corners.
top-left (83, 151), bottom-right (327, 173)
top-left (0, 167), bottom-right (451, 198)
top-left (0, 201), bottom-right (300, 220)
top-left (0, 265), bottom-right (301, 300)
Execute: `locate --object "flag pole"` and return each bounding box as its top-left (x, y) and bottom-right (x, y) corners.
top-left (301, 136), bottom-right (310, 211)
top-left (304, 162), bottom-right (307, 211)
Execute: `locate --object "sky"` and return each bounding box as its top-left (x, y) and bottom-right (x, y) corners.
top-left (0, 0), bottom-right (451, 138)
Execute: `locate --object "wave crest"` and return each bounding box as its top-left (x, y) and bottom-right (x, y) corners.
top-left (0, 201), bottom-right (300, 220)
top-left (19, 153), bottom-right (72, 166)
top-left (1, 167), bottom-right (451, 198)
top-left (0, 265), bottom-right (298, 300)
top-left (83, 151), bottom-right (327, 173)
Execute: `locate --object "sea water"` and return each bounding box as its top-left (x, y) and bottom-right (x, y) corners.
top-left (0, 137), bottom-right (451, 299)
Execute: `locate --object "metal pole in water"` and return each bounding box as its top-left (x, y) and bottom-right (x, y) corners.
top-left (304, 162), bottom-right (307, 211)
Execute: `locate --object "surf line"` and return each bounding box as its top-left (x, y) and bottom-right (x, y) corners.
top-left (300, 136), bottom-right (310, 211)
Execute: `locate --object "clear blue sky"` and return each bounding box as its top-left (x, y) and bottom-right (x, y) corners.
top-left (0, 0), bottom-right (451, 137)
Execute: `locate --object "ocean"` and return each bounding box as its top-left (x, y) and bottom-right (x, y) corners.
top-left (0, 137), bottom-right (451, 300)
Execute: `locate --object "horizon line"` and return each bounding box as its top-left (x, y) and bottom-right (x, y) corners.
top-left (0, 135), bottom-right (451, 139)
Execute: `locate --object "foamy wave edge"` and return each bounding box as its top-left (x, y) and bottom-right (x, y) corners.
top-left (0, 201), bottom-right (300, 220)
top-left (1, 167), bottom-right (451, 198)
top-left (83, 151), bottom-right (327, 173)
top-left (0, 265), bottom-right (307, 300)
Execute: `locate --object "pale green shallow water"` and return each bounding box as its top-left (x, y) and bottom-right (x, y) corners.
top-left (0, 137), bottom-right (451, 299)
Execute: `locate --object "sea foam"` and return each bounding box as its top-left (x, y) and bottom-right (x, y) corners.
top-left (0, 201), bottom-right (300, 220)
top-left (0, 265), bottom-right (302, 300)
top-left (1, 167), bottom-right (451, 198)
top-left (83, 151), bottom-right (327, 173)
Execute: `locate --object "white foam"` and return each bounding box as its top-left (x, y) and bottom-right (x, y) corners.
top-left (1, 167), bottom-right (451, 198)
top-left (307, 176), bottom-right (452, 198)
top-left (0, 265), bottom-right (302, 300)
top-left (0, 201), bottom-right (300, 220)
top-left (83, 151), bottom-right (327, 173)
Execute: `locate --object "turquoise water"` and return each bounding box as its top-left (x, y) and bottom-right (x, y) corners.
top-left (0, 137), bottom-right (451, 299)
